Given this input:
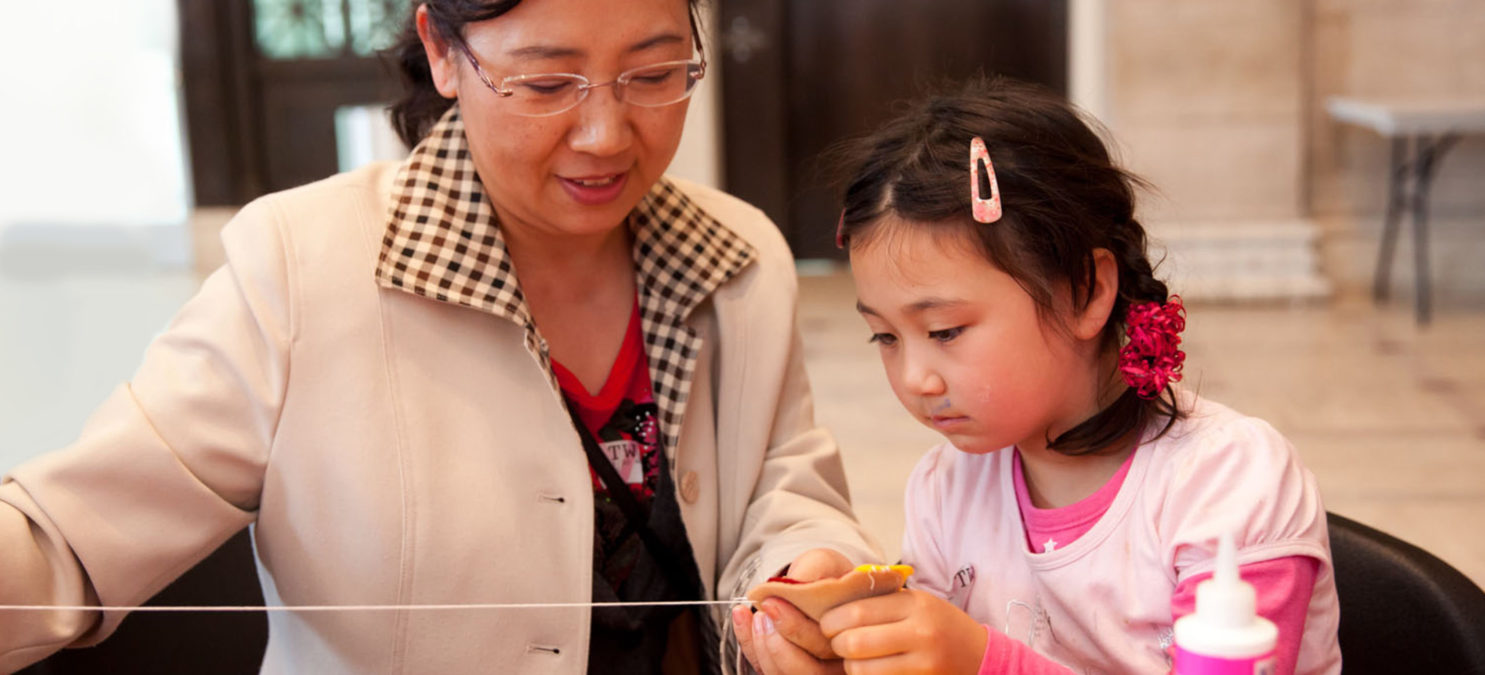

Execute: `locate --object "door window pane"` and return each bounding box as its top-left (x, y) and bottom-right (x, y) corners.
top-left (254, 0), bottom-right (346, 60)
top-left (254, 0), bottom-right (410, 60)
top-left (349, 0), bottom-right (413, 56)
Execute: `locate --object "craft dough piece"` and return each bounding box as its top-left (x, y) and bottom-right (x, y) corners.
top-left (746, 564), bottom-right (915, 621)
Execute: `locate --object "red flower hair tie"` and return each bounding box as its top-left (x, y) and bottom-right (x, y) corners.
top-left (1118, 295), bottom-right (1186, 399)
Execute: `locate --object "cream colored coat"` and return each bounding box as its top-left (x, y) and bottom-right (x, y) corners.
top-left (0, 150), bottom-right (879, 672)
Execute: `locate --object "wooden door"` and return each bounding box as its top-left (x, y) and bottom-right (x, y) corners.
top-left (180, 0), bottom-right (410, 205)
top-left (718, 0), bottom-right (1068, 259)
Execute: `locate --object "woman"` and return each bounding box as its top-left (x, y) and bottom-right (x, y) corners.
top-left (0, 1), bottom-right (880, 672)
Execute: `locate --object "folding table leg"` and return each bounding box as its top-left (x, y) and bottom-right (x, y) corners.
top-left (1412, 152), bottom-right (1433, 325)
top-left (1374, 137), bottom-right (1408, 302)
top-left (1406, 133), bottom-right (1462, 325)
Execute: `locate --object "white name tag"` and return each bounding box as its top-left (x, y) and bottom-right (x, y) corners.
top-left (599, 439), bottom-right (644, 484)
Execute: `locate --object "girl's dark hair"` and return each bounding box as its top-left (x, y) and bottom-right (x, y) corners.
top-left (387, 0), bottom-right (706, 148)
top-left (837, 76), bottom-right (1184, 456)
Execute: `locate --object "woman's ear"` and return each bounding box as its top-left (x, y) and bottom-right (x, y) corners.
top-left (1073, 248), bottom-right (1120, 341)
top-left (416, 4), bottom-right (460, 99)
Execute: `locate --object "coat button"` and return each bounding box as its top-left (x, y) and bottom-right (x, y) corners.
top-left (679, 470), bottom-right (700, 504)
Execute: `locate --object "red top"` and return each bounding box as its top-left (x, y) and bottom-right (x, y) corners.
top-left (551, 301), bottom-right (661, 503)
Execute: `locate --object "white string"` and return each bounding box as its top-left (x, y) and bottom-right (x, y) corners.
top-left (0, 599), bottom-right (754, 613)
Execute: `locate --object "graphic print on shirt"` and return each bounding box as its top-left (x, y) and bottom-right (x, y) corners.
top-left (1157, 627), bottom-right (1175, 668)
top-left (591, 398), bottom-right (663, 590)
top-left (591, 398), bottom-right (662, 501)
top-left (947, 564), bottom-right (977, 609)
top-left (1005, 596), bottom-right (1053, 649)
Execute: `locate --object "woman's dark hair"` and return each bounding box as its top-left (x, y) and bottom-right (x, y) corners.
top-left (388, 0), bottom-right (706, 148)
top-left (836, 76), bottom-right (1184, 456)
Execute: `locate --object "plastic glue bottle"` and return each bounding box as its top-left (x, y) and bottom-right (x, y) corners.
top-left (1172, 532), bottom-right (1278, 675)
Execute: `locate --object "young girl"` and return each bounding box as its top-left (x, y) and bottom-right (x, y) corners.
top-left (740, 78), bottom-right (1341, 674)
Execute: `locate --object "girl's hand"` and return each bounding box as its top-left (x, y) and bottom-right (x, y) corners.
top-left (818, 589), bottom-right (989, 675)
top-left (730, 548), bottom-right (857, 673)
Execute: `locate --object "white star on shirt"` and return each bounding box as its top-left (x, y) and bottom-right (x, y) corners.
top-left (1043, 539), bottom-right (1058, 552)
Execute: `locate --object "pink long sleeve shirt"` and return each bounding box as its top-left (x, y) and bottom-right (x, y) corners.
top-left (900, 392), bottom-right (1341, 674)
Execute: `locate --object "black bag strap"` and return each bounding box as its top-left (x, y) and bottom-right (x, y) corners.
top-left (565, 400), bottom-right (702, 598)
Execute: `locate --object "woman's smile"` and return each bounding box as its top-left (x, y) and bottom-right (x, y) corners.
top-left (558, 171), bottom-right (629, 205)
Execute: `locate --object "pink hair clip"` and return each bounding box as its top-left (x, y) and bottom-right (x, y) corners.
top-left (970, 136), bottom-right (1002, 224)
top-left (835, 211), bottom-right (846, 249)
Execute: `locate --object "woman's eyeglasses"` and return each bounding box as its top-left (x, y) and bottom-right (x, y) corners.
top-left (458, 44), bottom-right (706, 118)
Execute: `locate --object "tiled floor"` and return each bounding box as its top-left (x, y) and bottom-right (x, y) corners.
top-left (798, 269), bottom-right (1485, 585)
top-left (3, 241), bottom-right (1482, 588)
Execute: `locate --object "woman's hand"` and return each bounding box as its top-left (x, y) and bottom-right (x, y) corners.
top-left (732, 599), bottom-right (844, 674)
top-left (730, 548), bottom-right (857, 673)
top-left (783, 548), bottom-right (856, 583)
top-left (818, 589), bottom-right (988, 675)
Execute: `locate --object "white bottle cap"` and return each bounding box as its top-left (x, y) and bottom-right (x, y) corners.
top-left (1198, 532), bottom-right (1256, 628)
top-left (1172, 532), bottom-right (1278, 660)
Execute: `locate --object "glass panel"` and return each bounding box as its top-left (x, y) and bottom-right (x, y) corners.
top-left (349, 0), bottom-right (413, 56)
top-left (335, 104), bottom-right (410, 172)
top-left (253, 0), bottom-right (348, 60)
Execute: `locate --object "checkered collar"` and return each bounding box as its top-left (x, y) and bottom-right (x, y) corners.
top-left (375, 105), bottom-right (756, 452)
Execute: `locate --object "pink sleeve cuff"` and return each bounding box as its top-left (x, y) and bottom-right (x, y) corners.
top-left (979, 624), bottom-right (1075, 675)
top-left (1171, 556), bottom-right (1319, 675)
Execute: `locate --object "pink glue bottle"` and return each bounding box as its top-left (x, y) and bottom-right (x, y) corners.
top-left (1172, 533), bottom-right (1278, 675)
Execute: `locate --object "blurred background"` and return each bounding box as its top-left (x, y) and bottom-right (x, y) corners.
top-left (1, 0), bottom-right (1482, 586)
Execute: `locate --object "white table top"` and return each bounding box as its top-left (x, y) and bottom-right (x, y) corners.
top-left (1326, 96), bottom-right (1485, 136)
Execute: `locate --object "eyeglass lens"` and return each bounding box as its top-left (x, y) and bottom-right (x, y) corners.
top-left (501, 62), bottom-right (702, 116)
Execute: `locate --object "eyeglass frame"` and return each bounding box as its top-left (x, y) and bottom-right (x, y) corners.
top-left (455, 42), bottom-right (707, 118)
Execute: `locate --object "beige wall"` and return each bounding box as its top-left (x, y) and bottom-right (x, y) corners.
top-left (1103, 0), bottom-right (1326, 300)
top-left (1104, 0), bottom-right (1485, 299)
top-left (1108, 0), bottom-right (1308, 224)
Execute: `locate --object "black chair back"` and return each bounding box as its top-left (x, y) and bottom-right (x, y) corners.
top-left (1329, 511), bottom-right (1485, 675)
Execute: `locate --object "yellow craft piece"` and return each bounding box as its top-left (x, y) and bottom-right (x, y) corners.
top-left (854, 564), bottom-right (915, 578)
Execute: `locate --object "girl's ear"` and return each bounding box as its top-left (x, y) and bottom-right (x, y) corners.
top-left (417, 4), bottom-right (460, 99)
top-left (1073, 248), bottom-right (1120, 341)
